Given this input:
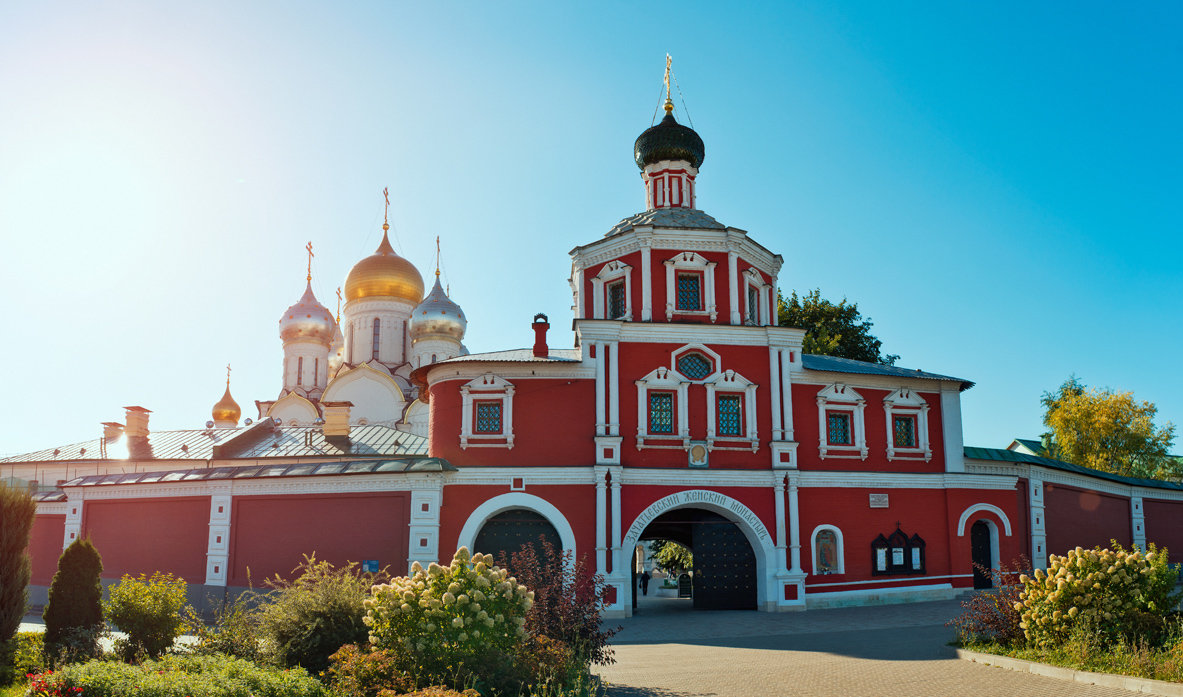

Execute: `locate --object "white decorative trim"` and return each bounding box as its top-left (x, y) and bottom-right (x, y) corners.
top-left (704, 370), bottom-right (758, 451)
top-left (570, 228), bottom-right (783, 284)
top-left (455, 493), bottom-right (577, 557)
top-left (408, 489), bottom-right (442, 573)
top-left (810, 524), bottom-right (845, 575)
top-left (670, 343), bottom-right (722, 382)
top-left (956, 503), bottom-right (1013, 537)
top-left (635, 367), bottom-right (689, 448)
top-left (741, 267), bottom-right (771, 326)
top-left (205, 494), bottom-right (232, 586)
top-left (816, 384), bottom-right (868, 460)
top-left (663, 251), bottom-right (717, 321)
top-left (590, 260), bottom-right (633, 320)
top-left (883, 388), bottom-right (932, 462)
top-left (459, 374), bottom-right (515, 449)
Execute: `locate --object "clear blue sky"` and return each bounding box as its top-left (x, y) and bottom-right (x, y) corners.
top-left (2, 2), bottom-right (1180, 457)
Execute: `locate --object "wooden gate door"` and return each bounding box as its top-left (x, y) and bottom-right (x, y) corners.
top-left (971, 520), bottom-right (993, 589)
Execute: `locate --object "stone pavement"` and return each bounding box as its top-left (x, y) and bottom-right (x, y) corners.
top-left (594, 594), bottom-right (1146, 696)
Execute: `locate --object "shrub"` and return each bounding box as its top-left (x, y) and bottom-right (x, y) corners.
top-left (499, 537), bottom-right (618, 667)
top-left (326, 644), bottom-right (415, 697)
top-left (257, 555), bottom-right (385, 674)
top-left (399, 689), bottom-right (479, 697)
top-left (104, 572), bottom-right (188, 660)
top-left (185, 591), bottom-right (264, 662)
top-left (948, 556), bottom-right (1028, 645)
top-left (29, 653), bottom-right (326, 697)
top-left (0, 631), bottom-right (45, 686)
top-left (43, 538), bottom-right (104, 659)
top-left (0, 482), bottom-right (35, 685)
top-left (365, 547), bottom-right (533, 690)
top-left (1017, 543), bottom-right (1180, 648)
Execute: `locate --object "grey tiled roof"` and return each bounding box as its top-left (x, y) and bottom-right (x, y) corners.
top-left (965, 446), bottom-right (1183, 491)
top-left (1, 421), bottom-right (428, 464)
top-left (61, 457), bottom-right (455, 488)
top-left (605, 208), bottom-right (727, 238)
top-left (801, 354), bottom-right (973, 390)
top-left (437, 348), bottom-right (581, 364)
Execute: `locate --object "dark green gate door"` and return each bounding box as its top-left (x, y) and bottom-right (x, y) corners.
top-left (473, 509), bottom-right (562, 564)
top-left (691, 512), bottom-right (757, 610)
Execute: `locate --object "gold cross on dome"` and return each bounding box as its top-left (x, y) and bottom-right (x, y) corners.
top-left (225, 363), bottom-right (232, 387)
top-left (336, 287), bottom-right (343, 321)
top-left (663, 54), bottom-right (674, 113)
top-left (305, 241), bottom-right (314, 281)
top-left (383, 187), bottom-right (390, 225)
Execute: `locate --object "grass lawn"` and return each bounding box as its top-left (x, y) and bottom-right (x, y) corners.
top-left (962, 639), bottom-right (1183, 684)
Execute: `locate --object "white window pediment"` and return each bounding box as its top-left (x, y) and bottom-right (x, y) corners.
top-left (664, 251), bottom-right (717, 321)
top-left (635, 367), bottom-right (689, 449)
top-left (884, 387), bottom-right (932, 462)
top-left (816, 383), bottom-right (868, 460)
top-left (705, 370), bottom-right (759, 451)
top-left (460, 373), bottom-right (515, 449)
top-left (590, 260), bottom-right (633, 320)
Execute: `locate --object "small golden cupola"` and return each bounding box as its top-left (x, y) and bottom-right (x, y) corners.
top-left (212, 365), bottom-right (241, 428)
top-left (344, 191), bottom-right (425, 304)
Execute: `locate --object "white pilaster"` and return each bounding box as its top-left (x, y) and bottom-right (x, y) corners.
top-left (595, 467), bottom-right (607, 575)
top-left (1131, 496), bottom-right (1146, 549)
top-left (640, 243), bottom-right (652, 321)
top-left (941, 386), bottom-right (966, 473)
top-left (780, 349), bottom-right (794, 439)
top-left (788, 475), bottom-right (803, 574)
top-left (63, 497), bottom-right (83, 549)
top-left (769, 348), bottom-right (783, 441)
top-left (728, 251), bottom-right (740, 324)
top-left (608, 342), bottom-right (620, 436)
top-left (595, 343), bottom-right (606, 436)
top-left (610, 471), bottom-right (623, 574)
top-left (773, 472), bottom-right (788, 572)
top-left (408, 488), bottom-right (443, 572)
top-left (205, 493), bottom-right (231, 586)
top-left (1028, 477), bottom-right (1047, 570)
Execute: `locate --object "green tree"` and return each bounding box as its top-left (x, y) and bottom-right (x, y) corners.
top-left (0, 482), bottom-right (36, 685)
top-left (43, 539), bottom-right (104, 650)
top-left (1041, 376), bottom-right (1178, 479)
top-left (777, 289), bottom-right (899, 365)
top-left (649, 540), bottom-right (693, 576)
top-left (104, 572), bottom-right (188, 660)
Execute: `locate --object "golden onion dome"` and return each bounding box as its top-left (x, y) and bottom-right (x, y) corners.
top-left (344, 227), bottom-right (425, 304)
top-left (212, 384), bottom-right (241, 426)
top-left (410, 276), bottom-right (467, 342)
top-left (328, 320), bottom-right (345, 374)
top-left (279, 282), bottom-right (336, 345)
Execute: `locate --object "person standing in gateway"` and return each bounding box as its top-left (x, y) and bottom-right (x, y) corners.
top-left (640, 569), bottom-right (651, 596)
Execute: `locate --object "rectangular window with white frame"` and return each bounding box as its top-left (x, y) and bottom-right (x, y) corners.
top-left (607, 280), bottom-right (626, 319)
top-left (676, 272), bottom-right (702, 311)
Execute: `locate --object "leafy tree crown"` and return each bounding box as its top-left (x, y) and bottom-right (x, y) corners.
top-left (777, 289), bottom-right (899, 366)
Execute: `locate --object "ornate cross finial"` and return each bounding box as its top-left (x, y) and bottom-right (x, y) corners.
top-left (305, 241), bottom-right (314, 282)
top-left (382, 187), bottom-right (390, 229)
top-left (226, 363), bottom-right (232, 387)
top-left (663, 53), bottom-right (674, 114)
top-left (435, 236), bottom-right (441, 278)
top-left (335, 287), bottom-right (343, 322)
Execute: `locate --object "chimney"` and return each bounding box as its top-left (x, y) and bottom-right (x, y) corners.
top-left (321, 401), bottom-right (353, 447)
top-left (102, 422), bottom-right (124, 442)
top-left (532, 313), bottom-right (550, 358)
top-left (124, 406), bottom-right (151, 438)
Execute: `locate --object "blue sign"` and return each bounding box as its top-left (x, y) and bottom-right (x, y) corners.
top-left (362, 560), bottom-right (379, 573)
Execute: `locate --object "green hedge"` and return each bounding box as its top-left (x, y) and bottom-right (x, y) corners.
top-left (33, 654), bottom-right (326, 697)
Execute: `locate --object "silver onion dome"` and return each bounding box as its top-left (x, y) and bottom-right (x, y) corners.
top-left (327, 320), bottom-right (345, 373)
top-left (279, 282), bottom-right (336, 345)
top-left (409, 277), bottom-right (466, 342)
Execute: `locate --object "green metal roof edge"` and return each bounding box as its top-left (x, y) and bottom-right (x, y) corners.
top-left (964, 446), bottom-right (1183, 491)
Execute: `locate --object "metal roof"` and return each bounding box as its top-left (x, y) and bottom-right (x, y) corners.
top-left (964, 446), bottom-right (1183, 491)
top-left (604, 208), bottom-right (727, 238)
top-left (437, 348), bottom-right (581, 364)
top-left (61, 457), bottom-right (455, 488)
top-left (1, 421), bottom-right (428, 464)
top-left (802, 354), bottom-right (973, 390)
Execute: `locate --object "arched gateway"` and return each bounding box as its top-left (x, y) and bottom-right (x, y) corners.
top-left (622, 490), bottom-right (777, 613)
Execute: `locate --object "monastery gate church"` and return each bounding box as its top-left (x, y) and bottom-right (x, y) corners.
top-left (7, 83), bottom-right (1183, 617)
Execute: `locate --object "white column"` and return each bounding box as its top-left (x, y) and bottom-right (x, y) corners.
top-left (773, 473), bottom-right (788, 572)
top-left (205, 492), bottom-right (231, 586)
top-left (663, 260), bottom-right (675, 321)
top-left (941, 386), bottom-right (966, 472)
top-left (728, 251), bottom-right (740, 324)
top-left (769, 348), bottom-right (783, 440)
top-left (610, 472), bottom-right (623, 575)
top-left (1131, 496), bottom-right (1146, 549)
top-left (63, 496), bottom-right (83, 549)
top-left (1029, 477), bottom-right (1047, 571)
top-left (608, 342), bottom-right (620, 436)
top-left (788, 475), bottom-right (803, 573)
top-left (595, 468), bottom-right (607, 575)
top-left (780, 349), bottom-right (794, 440)
top-left (408, 487), bottom-right (443, 572)
top-left (574, 267), bottom-right (585, 319)
top-left (640, 244), bottom-right (652, 321)
top-left (595, 343), bottom-right (606, 436)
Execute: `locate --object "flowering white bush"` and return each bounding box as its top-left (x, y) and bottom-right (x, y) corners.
top-left (1015, 544), bottom-right (1178, 648)
top-left (364, 547), bottom-right (534, 666)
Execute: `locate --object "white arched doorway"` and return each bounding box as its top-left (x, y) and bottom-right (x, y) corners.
top-left (455, 493), bottom-right (577, 558)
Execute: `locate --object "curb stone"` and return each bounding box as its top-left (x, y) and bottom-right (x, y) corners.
top-left (956, 648), bottom-right (1183, 696)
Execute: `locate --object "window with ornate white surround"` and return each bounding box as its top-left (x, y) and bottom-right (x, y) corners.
top-left (741, 268), bottom-right (770, 326)
top-left (816, 384), bottom-right (867, 460)
top-left (460, 374), bottom-right (515, 449)
top-left (883, 387), bottom-right (932, 461)
top-left (664, 252), bottom-right (717, 322)
top-left (635, 367), bottom-right (689, 449)
top-left (590, 260), bottom-right (633, 320)
top-left (705, 370), bottom-right (759, 451)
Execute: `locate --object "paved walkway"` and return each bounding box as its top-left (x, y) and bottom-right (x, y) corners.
top-left (594, 594), bottom-right (1147, 696)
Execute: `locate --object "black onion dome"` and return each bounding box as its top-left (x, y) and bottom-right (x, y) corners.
top-left (633, 112), bottom-right (705, 170)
